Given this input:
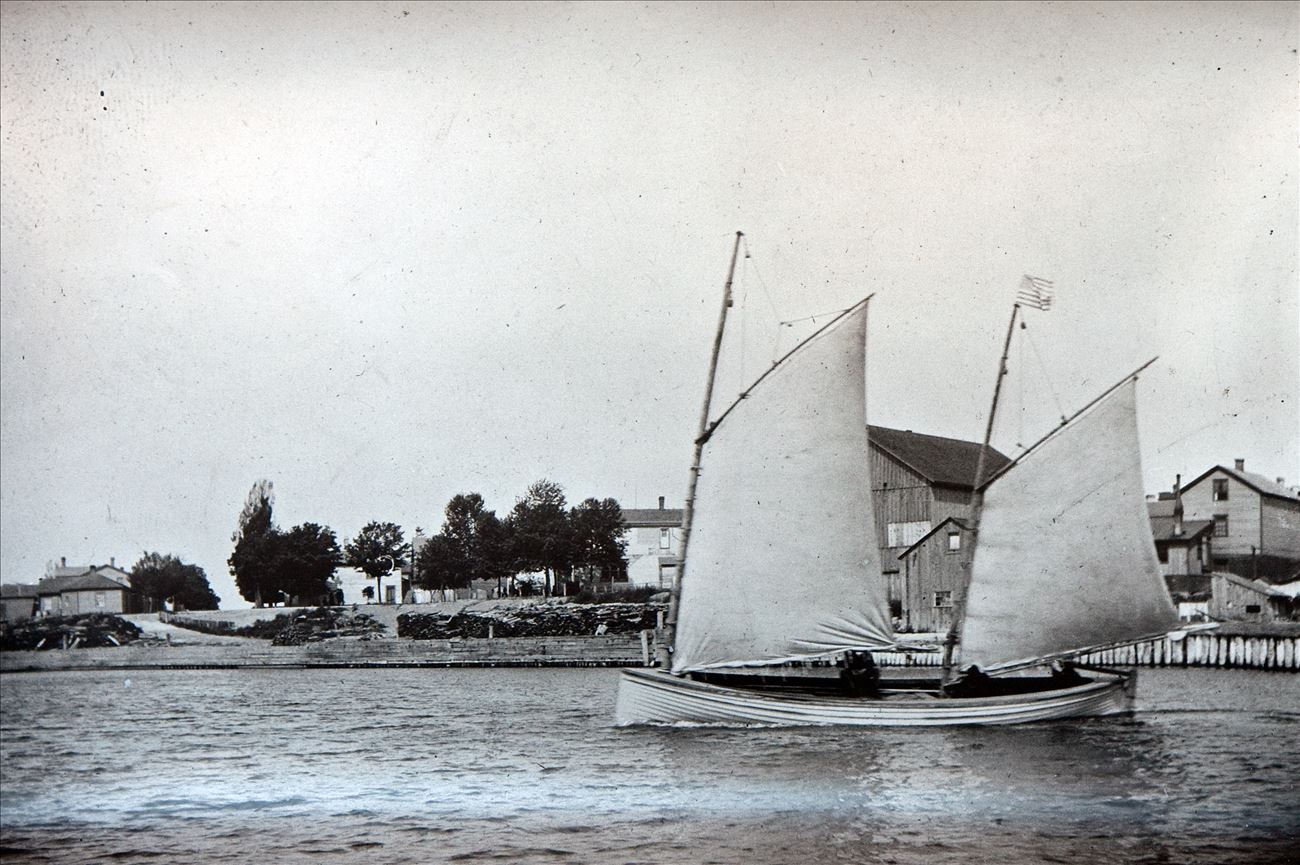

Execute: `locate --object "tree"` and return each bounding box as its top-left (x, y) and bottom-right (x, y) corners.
top-left (275, 522), bottom-right (342, 605)
top-left (229, 480), bottom-right (277, 606)
top-left (416, 493), bottom-right (512, 594)
top-left (509, 479), bottom-right (572, 596)
top-left (131, 552), bottom-right (221, 610)
top-left (415, 533), bottom-right (460, 593)
top-left (345, 521), bottom-right (407, 604)
top-left (475, 508), bottom-right (513, 594)
top-left (570, 498), bottom-right (628, 585)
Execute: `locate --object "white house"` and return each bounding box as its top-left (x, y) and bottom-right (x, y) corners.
top-left (621, 497), bottom-right (683, 589)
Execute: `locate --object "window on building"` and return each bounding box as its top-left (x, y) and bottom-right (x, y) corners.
top-left (1212, 479), bottom-right (1229, 502)
top-left (946, 531), bottom-right (961, 553)
top-left (934, 591), bottom-right (952, 608)
top-left (1245, 604), bottom-right (1261, 614)
top-left (1157, 545), bottom-right (1168, 564)
top-left (659, 528), bottom-right (670, 550)
top-left (887, 521), bottom-right (931, 548)
top-left (1214, 514), bottom-right (1229, 537)
top-left (95, 591), bottom-right (106, 608)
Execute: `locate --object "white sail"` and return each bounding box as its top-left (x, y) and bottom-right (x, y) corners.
top-left (958, 379), bottom-right (1178, 671)
top-left (671, 303), bottom-right (895, 673)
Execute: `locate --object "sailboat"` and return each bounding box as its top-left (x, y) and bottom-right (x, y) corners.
top-left (615, 232), bottom-right (1179, 726)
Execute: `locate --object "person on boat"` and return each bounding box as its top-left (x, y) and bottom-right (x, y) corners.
top-left (944, 665), bottom-right (992, 698)
top-left (1050, 660), bottom-right (1085, 685)
top-left (840, 649), bottom-right (880, 697)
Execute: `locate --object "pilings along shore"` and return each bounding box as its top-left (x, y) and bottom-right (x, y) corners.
top-left (880, 626), bottom-right (1300, 671)
top-left (3, 627), bottom-right (1299, 673)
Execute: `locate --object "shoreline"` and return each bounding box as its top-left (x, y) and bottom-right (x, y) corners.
top-left (4, 619), bottom-right (1297, 674)
top-left (0, 633), bottom-right (652, 673)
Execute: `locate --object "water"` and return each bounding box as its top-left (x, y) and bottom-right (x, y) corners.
top-left (1, 667), bottom-right (1297, 864)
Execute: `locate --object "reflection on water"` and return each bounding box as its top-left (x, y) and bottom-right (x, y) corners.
top-left (1, 667), bottom-right (1297, 864)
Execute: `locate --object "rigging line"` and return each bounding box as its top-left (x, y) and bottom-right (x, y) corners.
top-left (1022, 320), bottom-right (1069, 423)
top-left (741, 236), bottom-right (784, 325)
top-left (740, 237), bottom-right (786, 365)
top-left (779, 308), bottom-right (850, 327)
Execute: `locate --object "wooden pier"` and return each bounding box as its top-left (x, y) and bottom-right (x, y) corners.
top-left (874, 626), bottom-right (1300, 671)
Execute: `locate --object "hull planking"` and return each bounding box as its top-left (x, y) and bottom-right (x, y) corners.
top-left (615, 666), bottom-right (1135, 727)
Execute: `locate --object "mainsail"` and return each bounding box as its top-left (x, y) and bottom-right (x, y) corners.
top-left (957, 379), bottom-right (1178, 671)
top-left (671, 302), bottom-right (895, 673)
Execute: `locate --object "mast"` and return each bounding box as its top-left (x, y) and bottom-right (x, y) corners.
top-left (941, 301), bottom-right (1020, 681)
top-left (660, 230), bottom-right (744, 669)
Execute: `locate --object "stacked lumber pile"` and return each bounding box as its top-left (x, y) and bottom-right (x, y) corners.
top-left (234, 607), bottom-right (386, 645)
top-left (398, 602), bottom-right (663, 640)
top-left (0, 614), bottom-right (142, 651)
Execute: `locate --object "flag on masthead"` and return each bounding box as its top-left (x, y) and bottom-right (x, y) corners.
top-left (1016, 275), bottom-right (1055, 310)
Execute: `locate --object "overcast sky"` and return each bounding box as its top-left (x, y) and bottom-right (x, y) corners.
top-left (2, 1), bottom-right (1296, 608)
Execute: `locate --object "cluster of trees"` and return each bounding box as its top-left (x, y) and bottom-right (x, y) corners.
top-left (228, 480), bottom-right (343, 606)
top-left (227, 478), bottom-right (630, 606)
top-left (414, 480), bottom-right (628, 596)
top-left (129, 552), bottom-right (221, 610)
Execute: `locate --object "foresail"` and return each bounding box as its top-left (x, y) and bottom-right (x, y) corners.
top-left (671, 303), bottom-right (895, 673)
top-left (958, 379), bottom-right (1178, 671)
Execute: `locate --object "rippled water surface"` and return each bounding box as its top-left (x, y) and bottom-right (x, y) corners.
top-left (2, 667), bottom-right (1297, 864)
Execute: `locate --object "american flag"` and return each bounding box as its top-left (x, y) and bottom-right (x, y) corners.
top-left (1016, 275), bottom-right (1055, 310)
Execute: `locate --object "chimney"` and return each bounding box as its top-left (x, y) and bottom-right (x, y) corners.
top-left (1172, 474), bottom-right (1184, 537)
top-left (1278, 477), bottom-right (1286, 485)
top-left (1234, 458), bottom-right (1245, 472)
top-left (110, 556), bottom-right (115, 568)
top-left (658, 496), bottom-right (665, 510)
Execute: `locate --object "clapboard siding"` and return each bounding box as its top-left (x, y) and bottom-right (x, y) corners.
top-left (870, 449), bottom-right (932, 570)
top-left (1181, 471), bottom-right (1262, 558)
top-left (1261, 497), bottom-right (1300, 559)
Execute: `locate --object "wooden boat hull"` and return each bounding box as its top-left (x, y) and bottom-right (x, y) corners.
top-left (615, 667), bottom-right (1136, 727)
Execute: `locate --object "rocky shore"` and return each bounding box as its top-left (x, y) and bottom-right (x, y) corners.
top-left (0, 602), bottom-right (664, 672)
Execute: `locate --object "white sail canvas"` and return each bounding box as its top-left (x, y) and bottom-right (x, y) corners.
top-left (671, 303), bottom-right (895, 673)
top-left (958, 379), bottom-right (1178, 671)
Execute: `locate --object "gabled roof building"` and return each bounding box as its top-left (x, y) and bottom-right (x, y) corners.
top-left (868, 425), bottom-right (1010, 618)
top-left (896, 516), bottom-right (974, 634)
top-left (1177, 459), bottom-right (1300, 582)
top-left (622, 497), bottom-right (684, 589)
top-left (35, 570), bottom-right (152, 617)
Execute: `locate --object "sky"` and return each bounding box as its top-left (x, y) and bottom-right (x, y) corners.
top-left (2, 1), bottom-right (1296, 608)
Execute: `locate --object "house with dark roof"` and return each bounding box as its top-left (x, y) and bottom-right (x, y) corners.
top-left (868, 425), bottom-right (1011, 614)
top-left (1147, 493), bottom-right (1215, 580)
top-left (1, 584), bottom-right (40, 623)
top-left (34, 567), bottom-right (151, 617)
top-left (621, 497), bottom-right (684, 589)
top-left (1177, 459), bottom-right (1300, 582)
